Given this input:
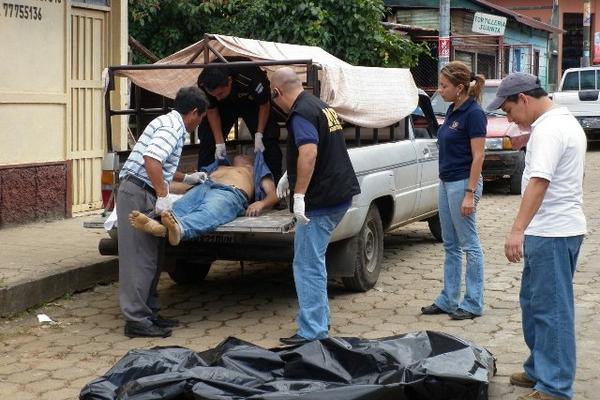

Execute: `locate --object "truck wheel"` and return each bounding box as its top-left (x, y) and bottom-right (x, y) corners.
top-left (427, 214), bottom-right (443, 242)
top-left (168, 260), bottom-right (212, 285)
top-left (342, 205), bottom-right (383, 292)
top-left (509, 151), bottom-right (526, 195)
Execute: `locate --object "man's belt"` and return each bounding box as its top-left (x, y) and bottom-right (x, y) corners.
top-left (231, 185), bottom-right (250, 202)
top-left (122, 175), bottom-right (156, 197)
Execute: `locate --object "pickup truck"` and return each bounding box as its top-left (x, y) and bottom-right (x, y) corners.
top-left (551, 66), bottom-right (600, 142)
top-left (94, 35), bottom-right (441, 292)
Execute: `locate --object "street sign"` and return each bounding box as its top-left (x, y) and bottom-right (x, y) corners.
top-left (439, 36), bottom-right (450, 58)
top-left (472, 12), bottom-right (507, 36)
top-left (438, 36), bottom-right (450, 70)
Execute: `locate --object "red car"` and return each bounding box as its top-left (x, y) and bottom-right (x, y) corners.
top-left (431, 79), bottom-right (530, 194)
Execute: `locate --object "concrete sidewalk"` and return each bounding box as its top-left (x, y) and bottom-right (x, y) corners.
top-left (0, 214), bottom-right (117, 316)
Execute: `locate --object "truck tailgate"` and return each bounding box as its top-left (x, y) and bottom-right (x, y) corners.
top-left (214, 209), bottom-right (295, 233)
top-left (85, 209), bottom-right (295, 234)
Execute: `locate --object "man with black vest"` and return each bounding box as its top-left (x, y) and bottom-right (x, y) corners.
top-left (270, 67), bottom-right (360, 345)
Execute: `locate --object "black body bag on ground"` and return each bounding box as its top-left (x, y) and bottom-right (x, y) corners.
top-left (80, 330), bottom-right (496, 400)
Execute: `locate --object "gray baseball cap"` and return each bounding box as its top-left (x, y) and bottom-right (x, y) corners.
top-left (487, 72), bottom-right (542, 111)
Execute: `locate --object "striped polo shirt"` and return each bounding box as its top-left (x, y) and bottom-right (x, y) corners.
top-left (119, 110), bottom-right (186, 187)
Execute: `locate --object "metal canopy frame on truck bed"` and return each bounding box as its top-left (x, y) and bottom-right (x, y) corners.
top-left (103, 34), bottom-right (319, 152)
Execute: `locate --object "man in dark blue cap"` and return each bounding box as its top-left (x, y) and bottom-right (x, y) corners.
top-left (488, 72), bottom-right (586, 400)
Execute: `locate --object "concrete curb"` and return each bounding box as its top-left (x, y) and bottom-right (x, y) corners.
top-left (0, 259), bottom-right (118, 317)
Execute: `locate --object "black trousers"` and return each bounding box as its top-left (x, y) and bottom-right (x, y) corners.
top-left (197, 102), bottom-right (282, 183)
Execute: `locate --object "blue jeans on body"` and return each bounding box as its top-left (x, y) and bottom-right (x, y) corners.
top-left (434, 177), bottom-right (484, 315)
top-left (293, 209), bottom-right (347, 340)
top-left (171, 180), bottom-right (247, 240)
top-left (521, 235), bottom-right (583, 400)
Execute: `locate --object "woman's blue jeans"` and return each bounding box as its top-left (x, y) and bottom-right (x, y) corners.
top-left (434, 177), bottom-right (485, 315)
top-left (521, 235), bottom-right (583, 399)
top-left (171, 181), bottom-right (247, 240)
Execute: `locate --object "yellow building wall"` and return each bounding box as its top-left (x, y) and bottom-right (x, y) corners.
top-left (0, 0), bottom-right (127, 218)
top-left (0, 0), bottom-right (67, 165)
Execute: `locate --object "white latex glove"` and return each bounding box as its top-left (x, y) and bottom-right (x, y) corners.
top-left (254, 132), bottom-right (265, 153)
top-left (155, 194), bottom-right (177, 214)
top-left (183, 171), bottom-right (208, 185)
top-left (293, 193), bottom-right (310, 224)
top-left (276, 171), bottom-right (289, 199)
top-left (215, 143), bottom-right (227, 160)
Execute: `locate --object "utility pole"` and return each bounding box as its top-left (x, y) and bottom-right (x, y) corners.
top-left (582, 0), bottom-right (591, 67)
top-left (439, 0), bottom-right (451, 71)
top-left (549, 0), bottom-right (560, 89)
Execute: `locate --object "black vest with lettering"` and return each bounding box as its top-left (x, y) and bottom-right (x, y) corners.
top-left (286, 92), bottom-right (360, 211)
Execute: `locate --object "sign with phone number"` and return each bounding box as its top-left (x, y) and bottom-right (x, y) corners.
top-left (2, 0), bottom-right (61, 21)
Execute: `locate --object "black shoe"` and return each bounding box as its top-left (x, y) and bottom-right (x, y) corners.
top-left (152, 315), bottom-right (180, 328)
top-left (421, 303), bottom-right (448, 315)
top-left (449, 308), bottom-right (479, 320)
top-left (124, 321), bottom-right (172, 338)
top-left (279, 334), bottom-right (310, 346)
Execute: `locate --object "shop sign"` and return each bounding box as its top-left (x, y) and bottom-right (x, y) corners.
top-left (472, 12), bottom-right (507, 36)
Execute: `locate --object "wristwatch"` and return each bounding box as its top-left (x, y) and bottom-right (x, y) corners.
top-left (464, 188), bottom-right (474, 193)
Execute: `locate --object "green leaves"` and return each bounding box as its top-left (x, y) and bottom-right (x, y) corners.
top-left (129, 0), bottom-right (428, 68)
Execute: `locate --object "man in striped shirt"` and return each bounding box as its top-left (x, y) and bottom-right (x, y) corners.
top-left (117, 86), bottom-right (208, 338)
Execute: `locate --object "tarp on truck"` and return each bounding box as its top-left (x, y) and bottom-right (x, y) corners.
top-left (114, 34), bottom-right (418, 129)
top-left (79, 331), bottom-right (496, 400)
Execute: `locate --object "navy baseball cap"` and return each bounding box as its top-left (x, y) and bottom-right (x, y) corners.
top-left (487, 73), bottom-right (542, 111)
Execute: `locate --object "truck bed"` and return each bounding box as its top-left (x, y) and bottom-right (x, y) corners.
top-left (85, 209), bottom-right (295, 235)
top-left (214, 209), bottom-right (295, 233)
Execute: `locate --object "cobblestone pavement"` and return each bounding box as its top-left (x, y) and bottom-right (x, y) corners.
top-left (1, 150), bottom-right (599, 400)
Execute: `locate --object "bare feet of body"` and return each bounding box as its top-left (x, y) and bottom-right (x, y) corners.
top-left (129, 211), bottom-right (166, 237)
top-left (161, 211), bottom-right (182, 246)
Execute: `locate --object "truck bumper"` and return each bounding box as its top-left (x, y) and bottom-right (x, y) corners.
top-left (584, 129), bottom-right (600, 142)
top-left (483, 150), bottom-right (522, 179)
top-left (98, 233), bottom-right (356, 277)
top-left (575, 117), bottom-right (600, 141)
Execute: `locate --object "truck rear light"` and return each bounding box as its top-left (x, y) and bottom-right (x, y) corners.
top-left (101, 170), bottom-right (114, 185)
top-left (101, 170), bottom-right (115, 210)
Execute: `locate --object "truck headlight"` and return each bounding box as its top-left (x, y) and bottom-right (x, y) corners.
top-left (485, 137), bottom-right (513, 150)
top-left (485, 138), bottom-right (503, 150)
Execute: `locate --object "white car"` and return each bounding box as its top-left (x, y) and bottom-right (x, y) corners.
top-left (552, 66), bottom-right (600, 142)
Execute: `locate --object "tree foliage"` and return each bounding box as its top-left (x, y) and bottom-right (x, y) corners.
top-left (129, 0), bottom-right (428, 67)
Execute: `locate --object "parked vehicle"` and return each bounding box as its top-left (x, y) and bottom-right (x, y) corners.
top-left (94, 35), bottom-right (441, 292)
top-left (551, 66), bottom-right (600, 142)
top-left (431, 79), bottom-right (529, 194)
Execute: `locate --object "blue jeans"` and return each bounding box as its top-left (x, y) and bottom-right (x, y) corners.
top-left (434, 177), bottom-right (484, 315)
top-left (521, 235), bottom-right (583, 399)
top-left (171, 180), bottom-right (247, 240)
top-left (293, 209), bottom-right (347, 340)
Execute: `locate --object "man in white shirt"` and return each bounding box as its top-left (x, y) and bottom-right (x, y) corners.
top-left (488, 73), bottom-right (586, 400)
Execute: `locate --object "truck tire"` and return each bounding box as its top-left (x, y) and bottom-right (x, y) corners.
top-left (509, 151), bottom-right (526, 195)
top-left (342, 205), bottom-right (383, 292)
top-left (427, 214), bottom-right (443, 242)
top-left (168, 260), bottom-right (212, 285)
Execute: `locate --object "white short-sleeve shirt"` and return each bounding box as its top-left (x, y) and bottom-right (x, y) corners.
top-left (523, 106), bottom-right (587, 237)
